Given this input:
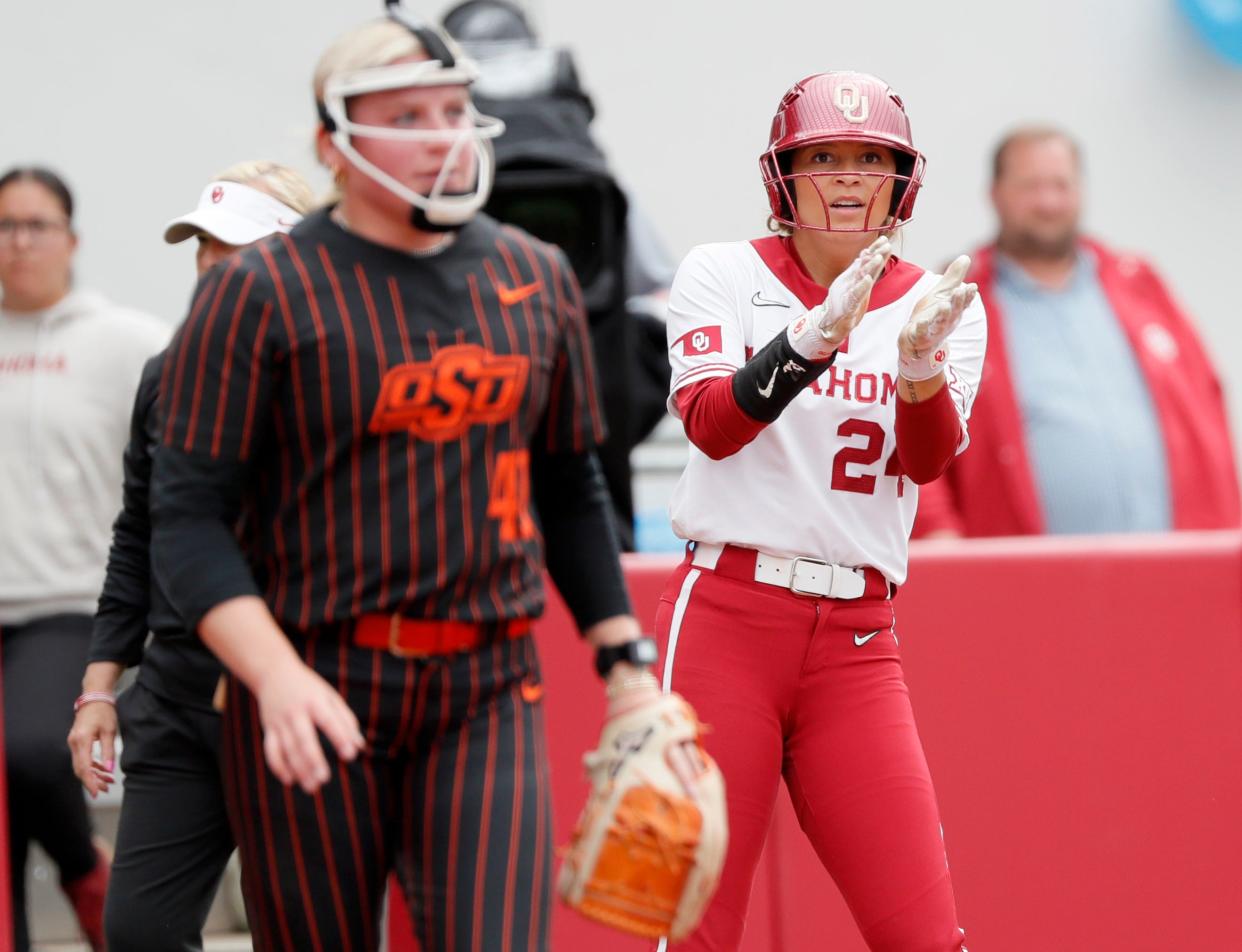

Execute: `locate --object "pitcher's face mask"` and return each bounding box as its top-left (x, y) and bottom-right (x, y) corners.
top-left (320, 53), bottom-right (506, 231)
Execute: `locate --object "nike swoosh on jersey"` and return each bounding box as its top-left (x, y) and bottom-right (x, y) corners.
top-left (752, 291), bottom-right (790, 308)
top-left (758, 365), bottom-right (779, 398)
top-left (498, 281), bottom-right (542, 306)
top-left (853, 629), bottom-right (882, 646)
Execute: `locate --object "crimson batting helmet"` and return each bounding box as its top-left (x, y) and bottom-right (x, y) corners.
top-left (760, 71), bottom-right (926, 233)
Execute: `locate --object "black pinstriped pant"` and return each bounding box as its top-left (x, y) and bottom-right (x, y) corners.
top-left (221, 629), bottom-right (552, 952)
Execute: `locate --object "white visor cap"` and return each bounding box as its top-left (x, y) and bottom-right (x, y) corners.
top-left (163, 181), bottom-right (304, 246)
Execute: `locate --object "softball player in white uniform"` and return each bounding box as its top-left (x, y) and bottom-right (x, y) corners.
top-left (656, 71), bottom-right (985, 951)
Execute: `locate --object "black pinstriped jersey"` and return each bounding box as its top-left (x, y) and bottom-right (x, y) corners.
top-left (157, 209), bottom-right (605, 631)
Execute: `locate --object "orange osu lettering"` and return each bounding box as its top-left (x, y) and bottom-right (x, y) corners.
top-left (369, 344), bottom-right (529, 441)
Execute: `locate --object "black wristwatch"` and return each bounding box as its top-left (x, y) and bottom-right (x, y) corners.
top-left (594, 636), bottom-right (659, 679)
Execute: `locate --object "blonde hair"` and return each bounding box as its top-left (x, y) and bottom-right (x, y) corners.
top-left (213, 160), bottom-right (315, 214)
top-left (312, 18), bottom-right (466, 105)
top-left (767, 215), bottom-right (793, 237)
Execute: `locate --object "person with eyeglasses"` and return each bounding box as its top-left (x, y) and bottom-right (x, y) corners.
top-left (0, 166), bottom-right (170, 951)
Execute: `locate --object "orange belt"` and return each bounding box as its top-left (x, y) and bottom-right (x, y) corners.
top-left (353, 614), bottom-right (531, 658)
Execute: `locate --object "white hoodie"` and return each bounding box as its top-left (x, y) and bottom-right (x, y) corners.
top-left (0, 289), bottom-right (170, 624)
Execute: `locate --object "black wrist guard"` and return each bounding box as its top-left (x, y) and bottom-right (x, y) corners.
top-left (731, 331), bottom-right (836, 423)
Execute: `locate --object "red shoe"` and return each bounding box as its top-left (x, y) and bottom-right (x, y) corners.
top-left (61, 839), bottom-right (111, 952)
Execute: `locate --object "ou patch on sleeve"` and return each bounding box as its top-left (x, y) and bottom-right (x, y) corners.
top-left (672, 325), bottom-right (723, 357)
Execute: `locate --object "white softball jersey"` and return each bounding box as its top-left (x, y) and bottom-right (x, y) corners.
top-left (666, 237), bottom-right (986, 585)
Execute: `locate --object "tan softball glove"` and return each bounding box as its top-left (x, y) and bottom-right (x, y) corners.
top-left (558, 692), bottom-right (727, 943)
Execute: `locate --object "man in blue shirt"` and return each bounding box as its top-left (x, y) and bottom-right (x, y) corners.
top-left (916, 127), bottom-right (1239, 537)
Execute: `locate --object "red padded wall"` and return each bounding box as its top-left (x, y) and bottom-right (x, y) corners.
top-left (391, 531), bottom-right (1242, 949)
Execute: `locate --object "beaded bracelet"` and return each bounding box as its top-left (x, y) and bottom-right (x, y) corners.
top-left (73, 692), bottom-right (116, 714)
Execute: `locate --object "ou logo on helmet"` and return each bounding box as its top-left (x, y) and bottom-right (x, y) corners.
top-left (834, 82), bottom-right (870, 123)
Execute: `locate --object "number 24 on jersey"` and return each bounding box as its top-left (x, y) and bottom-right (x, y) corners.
top-left (832, 418), bottom-right (906, 497)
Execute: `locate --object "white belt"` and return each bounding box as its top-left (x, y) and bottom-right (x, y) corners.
top-left (690, 542), bottom-right (868, 600)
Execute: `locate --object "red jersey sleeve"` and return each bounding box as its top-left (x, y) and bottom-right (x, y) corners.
top-left (676, 376), bottom-right (766, 460)
top-left (894, 381), bottom-right (962, 485)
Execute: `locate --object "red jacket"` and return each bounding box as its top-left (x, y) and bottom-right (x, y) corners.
top-left (915, 238), bottom-right (1241, 537)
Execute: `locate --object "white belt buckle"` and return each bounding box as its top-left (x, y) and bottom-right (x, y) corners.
top-left (788, 556), bottom-right (831, 597)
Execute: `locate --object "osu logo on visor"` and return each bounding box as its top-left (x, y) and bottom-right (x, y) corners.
top-left (369, 344), bottom-right (529, 441)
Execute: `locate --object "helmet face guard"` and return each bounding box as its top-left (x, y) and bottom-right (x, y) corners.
top-left (760, 145), bottom-right (925, 233)
top-left (759, 72), bottom-right (926, 233)
top-left (320, 32), bottom-right (506, 228)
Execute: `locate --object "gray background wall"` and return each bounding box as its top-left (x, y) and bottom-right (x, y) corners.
top-left (5, 0), bottom-right (1240, 460)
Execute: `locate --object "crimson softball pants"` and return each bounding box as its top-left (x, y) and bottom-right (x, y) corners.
top-left (654, 553), bottom-right (965, 952)
top-left (220, 630), bottom-right (552, 952)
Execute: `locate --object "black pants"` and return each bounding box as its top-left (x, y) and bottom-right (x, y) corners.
top-left (104, 681), bottom-right (234, 952)
top-left (222, 630), bottom-right (553, 952)
top-left (1, 613), bottom-right (99, 952)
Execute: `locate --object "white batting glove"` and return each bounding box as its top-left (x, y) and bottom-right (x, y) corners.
top-left (787, 236), bottom-right (892, 361)
top-left (897, 254), bottom-right (978, 381)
